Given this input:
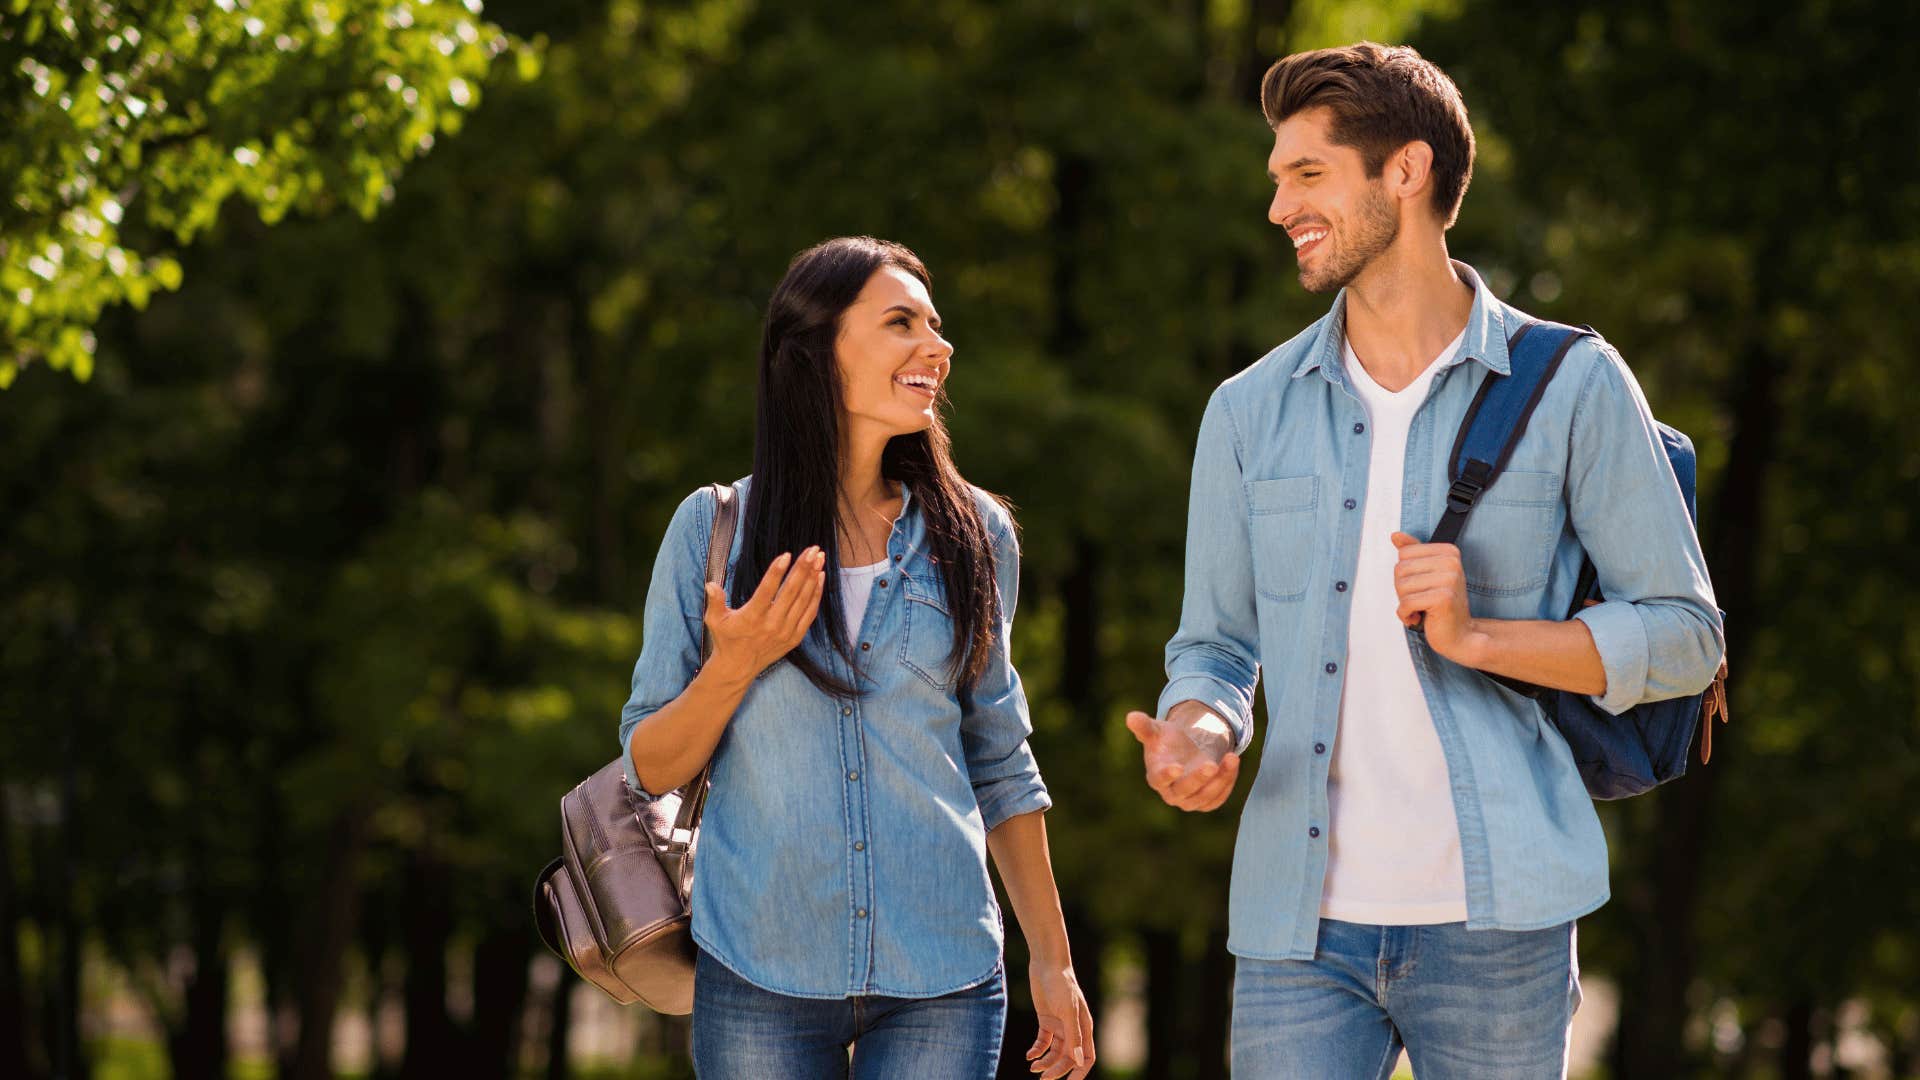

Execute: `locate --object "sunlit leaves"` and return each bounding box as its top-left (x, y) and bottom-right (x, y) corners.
top-left (0, 0), bottom-right (531, 385)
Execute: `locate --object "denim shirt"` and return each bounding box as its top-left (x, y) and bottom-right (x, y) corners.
top-left (1160, 262), bottom-right (1724, 960)
top-left (619, 478), bottom-right (1050, 999)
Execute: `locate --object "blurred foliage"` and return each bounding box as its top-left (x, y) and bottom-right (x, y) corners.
top-left (1, 0), bottom-right (1915, 1078)
top-left (0, 0), bottom-right (528, 385)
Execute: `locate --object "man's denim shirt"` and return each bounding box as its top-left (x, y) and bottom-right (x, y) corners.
top-left (1159, 262), bottom-right (1724, 960)
top-left (619, 478), bottom-right (1049, 999)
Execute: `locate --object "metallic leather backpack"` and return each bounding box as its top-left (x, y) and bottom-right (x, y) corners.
top-left (532, 482), bottom-right (735, 1013)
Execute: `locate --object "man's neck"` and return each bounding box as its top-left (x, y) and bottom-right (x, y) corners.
top-left (1341, 240), bottom-right (1475, 393)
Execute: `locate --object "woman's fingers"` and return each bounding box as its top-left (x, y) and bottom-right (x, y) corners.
top-left (745, 552), bottom-right (793, 613)
top-left (783, 565), bottom-right (825, 645)
top-left (1072, 996), bottom-right (1096, 1079)
top-left (1030, 1009), bottom-right (1086, 1079)
top-left (768, 548), bottom-right (821, 626)
top-left (1037, 1047), bottom-right (1075, 1077)
top-left (1026, 1023), bottom-right (1054, 1061)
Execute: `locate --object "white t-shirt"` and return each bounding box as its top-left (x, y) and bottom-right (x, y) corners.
top-left (838, 557), bottom-right (891, 644)
top-left (1319, 330), bottom-right (1471, 925)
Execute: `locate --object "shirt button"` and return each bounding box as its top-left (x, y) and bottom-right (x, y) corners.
top-left (1353, 422), bottom-right (1365, 434)
top-left (877, 579), bottom-right (888, 588)
top-left (893, 554), bottom-right (902, 562)
top-left (842, 706), bottom-right (852, 716)
top-left (1314, 742), bottom-right (1326, 754)
top-left (848, 770), bottom-right (859, 781)
top-left (856, 908), bottom-right (868, 918)
top-left (1344, 498), bottom-right (1357, 510)
top-left (1309, 827), bottom-right (1321, 838)
top-left (1334, 581), bottom-right (1348, 592)
top-left (853, 841), bottom-right (865, 851)
top-left (860, 642), bottom-right (871, 651)
top-left (1324, 662), bottom-right (1338, 675)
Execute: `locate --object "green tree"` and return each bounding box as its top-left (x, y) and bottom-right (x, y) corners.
top-left (0, 0), bottom-right (522, 385)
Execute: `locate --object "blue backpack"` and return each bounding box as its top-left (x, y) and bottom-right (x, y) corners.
top-left (1430, 319), bottom-right (1729, 799)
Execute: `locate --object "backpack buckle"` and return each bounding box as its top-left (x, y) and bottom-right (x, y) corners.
top-left (1445, 475), bottom-right (1485, 515)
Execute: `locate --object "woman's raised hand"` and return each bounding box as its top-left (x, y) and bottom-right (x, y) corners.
top-left (703, 548), bottom-right (826, 680)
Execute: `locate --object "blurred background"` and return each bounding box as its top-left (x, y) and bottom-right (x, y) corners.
top-left (3, 0), bottom-right (1915, 1077)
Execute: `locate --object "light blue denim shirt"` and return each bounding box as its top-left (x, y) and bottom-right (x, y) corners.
top-left (619, 478), bottom-right (1050, 999)
top-left (1160, 262), bottom-right (1724, 960)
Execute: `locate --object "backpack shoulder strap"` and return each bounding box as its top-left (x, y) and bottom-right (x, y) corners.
top-left (672, 481), bottom-right (739, 839)
top-left (1429, 319), bottom-right (1593, 546)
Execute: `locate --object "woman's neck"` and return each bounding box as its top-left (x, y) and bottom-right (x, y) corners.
top-left (839, 424), bottom-right (896, 502)
top-left (837, 429), bottom-right (901, 563)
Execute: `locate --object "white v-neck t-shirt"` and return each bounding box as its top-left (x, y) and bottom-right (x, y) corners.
top-left (1320, 330), bottom-right (1471, 925)
top-left (838, 557), bottom-right (891, 643)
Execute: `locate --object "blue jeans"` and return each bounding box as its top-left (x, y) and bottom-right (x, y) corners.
top-left (690, 950), bottom-right (1006, 1079)
top-left (1232, 919), bottom-right (1581, 1079)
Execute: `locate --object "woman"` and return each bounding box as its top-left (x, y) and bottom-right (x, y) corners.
top-left (618, 237), bottom-right (1094, 1079)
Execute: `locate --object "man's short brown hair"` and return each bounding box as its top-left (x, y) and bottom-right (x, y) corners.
top-left (1261, 43), bottom-right (1475, 228)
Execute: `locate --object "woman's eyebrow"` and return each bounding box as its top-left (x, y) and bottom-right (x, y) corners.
top-left (882, 303), bottom-right (941, 327)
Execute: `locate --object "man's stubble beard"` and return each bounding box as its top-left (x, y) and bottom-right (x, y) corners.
top-left (1299, 182), bottom-right (1400, 294)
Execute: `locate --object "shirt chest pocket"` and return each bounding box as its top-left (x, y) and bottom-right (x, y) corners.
top-left (1245, 475), bottom-right (1319, 602)
top-left (1458, 470), bottom-right (1562, 596)
top-left (900, 571), bottom-right (960, 692)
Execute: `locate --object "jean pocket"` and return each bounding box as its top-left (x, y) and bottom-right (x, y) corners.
top-left (1459, 470), bottom-right (1561, 596)
top-left (1245, 475), bottom-right (1318, 601)
top-left (900, 572), bottom-right (960, 692)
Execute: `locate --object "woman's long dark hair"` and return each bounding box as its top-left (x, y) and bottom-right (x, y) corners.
top-left (734, 236), bottom-right (1002, 698)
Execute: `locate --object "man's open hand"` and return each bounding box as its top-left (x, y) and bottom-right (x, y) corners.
top-left (1126, 702), bottom-right (1241, 812)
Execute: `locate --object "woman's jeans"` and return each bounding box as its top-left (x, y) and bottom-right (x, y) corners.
top-left (1232, 918), bottom-right (1581, 1079)
top-left (691, 950), bottom-right (1006, 1079)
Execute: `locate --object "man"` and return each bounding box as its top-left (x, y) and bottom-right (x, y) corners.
top-left (1125, 43), bottom-right (1723, 1078)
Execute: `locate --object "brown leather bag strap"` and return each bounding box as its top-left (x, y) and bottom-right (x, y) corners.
top-left (672, 482), bottom-right (737, 836)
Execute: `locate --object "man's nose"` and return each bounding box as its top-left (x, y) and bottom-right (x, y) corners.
top-left (1269, 187), bottom-right (1298, 227)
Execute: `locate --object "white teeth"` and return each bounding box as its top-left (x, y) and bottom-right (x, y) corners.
top-left (896, 373), bottom-right (937, 390)
top-left (1292, 229), bottom-right (1327, 250)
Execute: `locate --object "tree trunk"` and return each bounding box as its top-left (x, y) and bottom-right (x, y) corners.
top-left (54, 723), bottom-right (86, 1080)
top-left (286, 806), bottom-right (372, 1080)
top-left (1197, 927), bottom-right (1233, 1078)
top-left (399, 846), bottom-right (457, 1079)
top-left (1611, 344), bottom-right (1782, 1077)
top-left (0, 787), bottom-right (40, 1080)
top-left (166, 888), bottom-right (229, 1080)
top-left (1238, 0), bottom-right (1294, 105)
top-left (1778, 999), bottom-right (1815, 1080)
top-left (258, 782), bottom-right (297, 1078)
top-left (1141, 929), bottom-right (1181, 1080)
top-left (467, 917), bottom-right (533, 1080)
top-left (543, 978), bottom-right (573, 1080)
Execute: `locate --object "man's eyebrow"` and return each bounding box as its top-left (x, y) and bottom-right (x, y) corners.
top-left (1268, 156), bottom-right (1330, 181)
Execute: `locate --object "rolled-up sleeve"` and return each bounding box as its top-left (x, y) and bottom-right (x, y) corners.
top-left (1157, 390), bottom-right (1262, 753)
top-left (617, 487), bottom-right (712, 792)
top-left (1566, 343), bottom-right (1725, 714)
top-left (961, 503), bottom-right (1051, 831)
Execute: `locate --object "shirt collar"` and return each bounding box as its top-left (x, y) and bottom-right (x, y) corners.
top-left (1291, 259), bottom-right (1515, 382)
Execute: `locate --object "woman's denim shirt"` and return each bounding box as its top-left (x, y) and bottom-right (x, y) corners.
top-left (1160, 262), bottom-right (1725, 960)
top-left (619, 478), bottom-right (1049, 999)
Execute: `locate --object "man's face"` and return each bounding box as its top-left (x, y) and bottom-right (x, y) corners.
top-left (1267, 106), bottom-right (1399, 294)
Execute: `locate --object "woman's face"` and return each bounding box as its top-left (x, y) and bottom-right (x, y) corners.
top-left (835, 266), bottom-right (953, 442)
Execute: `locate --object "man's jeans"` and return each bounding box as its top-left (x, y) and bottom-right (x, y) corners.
top-left (1232, 919), bottom-right (1581, 1079)
top-left (691, 950), bottom-right (1006, 1079)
